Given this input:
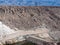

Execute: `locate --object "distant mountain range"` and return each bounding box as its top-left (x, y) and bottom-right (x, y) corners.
top-left (0, 0), bottom-right (60, 6)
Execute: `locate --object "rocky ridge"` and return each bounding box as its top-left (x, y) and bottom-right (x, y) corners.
top-left (0, 6), bottom-right (60, 31)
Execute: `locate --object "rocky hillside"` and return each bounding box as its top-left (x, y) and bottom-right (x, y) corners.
top-left (0, 6), bottom-right (60, 31)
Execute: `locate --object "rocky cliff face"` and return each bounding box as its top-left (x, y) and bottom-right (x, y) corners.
top-left (0, 6), bottom-right (60, 31)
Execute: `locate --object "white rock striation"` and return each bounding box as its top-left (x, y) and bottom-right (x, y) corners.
top-left (0, 21), bottom-right (15, 39)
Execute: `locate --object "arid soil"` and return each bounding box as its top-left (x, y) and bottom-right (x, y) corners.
top-left (0, 6), bottom-right (60, 45)
top-left (0, 6), bottom-right (60, 31)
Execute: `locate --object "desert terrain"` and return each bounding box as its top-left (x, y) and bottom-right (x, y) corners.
top-left (0, 6), bottom-right (60, 31)
top-left (0, 6), bottom-right (60, 45)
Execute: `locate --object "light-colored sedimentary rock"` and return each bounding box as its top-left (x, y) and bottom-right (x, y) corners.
top-left (0, 6), bottom-right (60, 45)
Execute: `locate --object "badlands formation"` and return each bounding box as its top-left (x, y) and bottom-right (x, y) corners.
top-left (0, 6), bottom-right (60, 45)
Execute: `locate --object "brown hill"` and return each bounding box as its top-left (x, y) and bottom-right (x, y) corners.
top-left (0, 6), bottom-right (60, 31)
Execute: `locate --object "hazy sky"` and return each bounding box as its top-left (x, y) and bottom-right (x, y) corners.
top-left (0, 0), bottom-right (60, 6)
